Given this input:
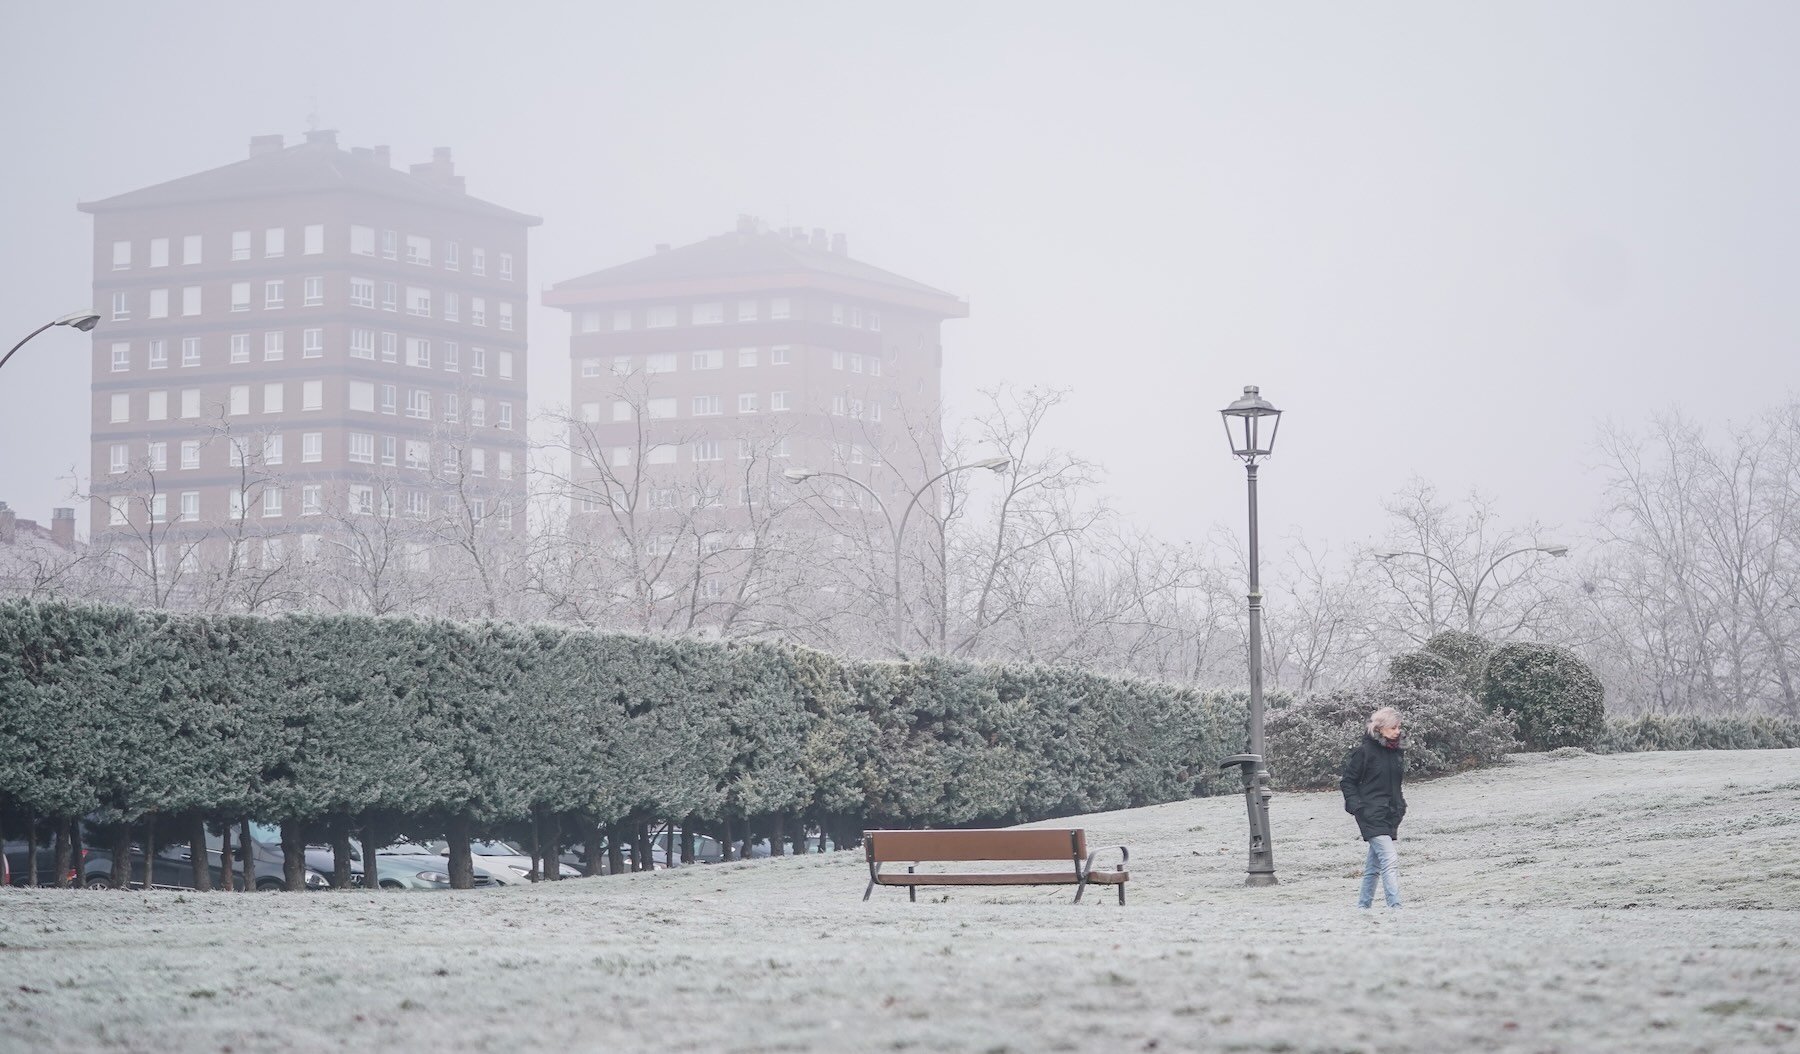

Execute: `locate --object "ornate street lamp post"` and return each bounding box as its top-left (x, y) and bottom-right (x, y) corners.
top-left (2, 311), bottom-right (100, 373)
top-left (784, 456), bottom-right (1011, 653)
top-left (1219, 384), bottom-right (1281, 886)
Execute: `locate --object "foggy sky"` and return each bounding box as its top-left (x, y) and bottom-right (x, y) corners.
top-left (3, 1), bottom-right (1795, 561)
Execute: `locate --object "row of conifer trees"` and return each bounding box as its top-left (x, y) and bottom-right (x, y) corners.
top-left (0, 600), bottom-right (1245, 889)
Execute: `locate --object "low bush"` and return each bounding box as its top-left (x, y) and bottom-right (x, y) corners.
top-left (1266, 682), bottom-right (1519, 790)
top-left (1598, 713), bottom-right (1800, 753)
top-left (1479, 642), bottom-right (1606, 750)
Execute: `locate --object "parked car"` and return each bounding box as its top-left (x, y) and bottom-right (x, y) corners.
top-left (370, 849), bottom-right (505, 889)
top-left (406, 838), bottom-right (581, 881)
top-left (83, 825), bottom-right (345, 891)
top-left (3, 838), bottom-right (82, 888)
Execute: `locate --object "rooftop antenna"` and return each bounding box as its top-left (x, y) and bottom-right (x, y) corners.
top-left (306, 96), bottom-right (320, 133)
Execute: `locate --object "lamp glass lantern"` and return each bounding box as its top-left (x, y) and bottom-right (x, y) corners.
top-left (1220, 385), bottom-right (1282, 461)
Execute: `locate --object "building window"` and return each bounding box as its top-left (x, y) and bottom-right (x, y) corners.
top-left (109, 443), bottom-right (128, 474)
top-left (264, 227), bottom-right (285, 258)
top-left (498, 302), bottom-right (514, 331)
top-left (179, 492), bottom-right (199, 522)
top-left (111, 342), bottom-right (130, 372)
top-left (470, 398), bottom-right (486, 427)
top-left (380, 384), bottom-right (397, 415)
top-left (869, 311), bottom-right (882, 332)
top-left (580, 358), bottom-right (604, 378)
top-left (646, 444), bottom-right (676, 465)
top-left (182, 235), bottom-right (202, 265)
top-left (228, 385), bottom-right (249, 416)
top-left (470, 297), bottom-right (486, 326)
top-left (381, 282), bottom-right (397, 312)
top-left (303, 328), bottom-right (322, 358)
top-left (443, 292), bottom-right (459, 322)
top-left (181, 337), bottom-right (201, 367)
top-left (180, 389), bottom-right (199, 419)
top-left (181, 286), bottom-right (201, 316)
top-left (579, 401), bottom-right (600, 423)
top-left (407, 286), bottom-right (431, 317)
top-left (349, 381), bottom-right (374, 413)
top-left (349, 485), bottom-right (374, 515)
top-left (771, 390), bottom-right (791, 411)
top-left (832, 351), bottom-right (844, 370)
top-left (302, 432), bottom-right (322, 463)
top-left (147, 391), bottom-right (168, 421)
top-left (350, 225), bottom-right (374, 256)
top-left (646, 397), bottom-right (676, 420)
top-left (302, 484), bottom-right (322, 516)
top-left (110, 393), bottom-right (129, 423)
top-left (302, 224), bottom-right (323, 255)
top-left (264, 434), bottom-right (284, 466)
top-left (405, 439), bottom-right (429, 470)
top-left (471, 347), bottom-right (487, 376)
top-left (499, 252), bottom-right (514, 280)
top-left (692, 302), bottom-right (723, 325)
top-left (497, 350), bottom-right (514, 378)
top-left (445, 241), bottom-right (460, 270)
top-left (611, 400), bottom-right (632, 422)
top-left (263, 382), bottom-right (284, 413)
top-left (350, 277), bottom-right (374, 309)
top-left (405, 235), bottom-right (431, 265)
top-left (231, 230), bottom-right (251, 260)
top-left (381, 333), bottom-right (397, 363)
top-left (498, 451), bottom-right (513, 480)
top-left (497, 402), bottom-right (513, 430)
top-left (303, 276), bottom-right (323, 307)
top-left (738, 347), bottom-right (758, 367)
top-left (443, 393), bottom-right (460, 423)
top-left (693, 440), bottom-right (722, 462)
top-left (738, 393), bottom-right (759, 413)
top-left (832, 395), bottom-right (847, 416)
top-left (150, 494), bottom-right (167, 524)
top-left (443, 342), bottom-right (459, 372)
top-left (231, 282), bottom-right (250, 312)
top-left (180, 440), bottom-right (199, 469)
top-left (111, 292), bottom-right (129, 321)
top-left (349, 433), bottom-right (374, 463)
top-left (850, 354), bottom-right (864, 374)
top-left (148, 340), bottom-right (168, 370)
top-left (578, 310), bottom-right (600, 333)
top-left (149, 238), bottom-right (169, 268)
top-left (230, 333), bottom-right (250, 363)
top-left (611, 309), bottom-right (632, 331)
top-left (149, 289), bottom-right (169, 319)
top-left (406, 337), bottom-right (431, 368)
top-left (470, 448), bottom-right (487, 477)
top-left (380, 229), bottom-right (397, 260)
top-left (868, 358), bottom-right (882, 378)
top-left (738, 300), bottom-right (758, 322)
top-left (108, 500), bottom-right (127, 527)
top-left (647, 305), bottom-right (677, 328)
top-left (691, 349), bottom-right (723, 370)
top-left (611, 355), bottom-right (632, 375)
top-left (645, 353), bottom-right (676, 374)
top-left (831, 304), bottom-right (846, 325)
top-left (264, 331), bottom-right (284, 361)
top-left (350, 329), bottom-right (375, 359)
top-left (471, 247), bottom-right (486, 276)
top-left (380, 435), bottom-right (397, 467)
top-left (302, 379), bottom-right (322, 411)
top-left (112, 241), bottom-right (131, 270)
top-left (693, 395), bottom-right (722, 416)
top-left (263, 489), bottom-right (283, 518)
top-left (405, 389), bottom-right (432, 419)
top-left (770, 297), bottom-right (791, 320)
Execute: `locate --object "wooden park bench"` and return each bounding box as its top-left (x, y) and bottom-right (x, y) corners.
top-left (862, 828), bottom-right (1130, 904)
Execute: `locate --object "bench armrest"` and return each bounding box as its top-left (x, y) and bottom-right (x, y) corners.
top-left (1083, 844), bottom-right (1129, 875)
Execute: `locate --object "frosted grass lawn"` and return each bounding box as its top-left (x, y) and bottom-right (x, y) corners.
top-left (4, 749), bottom-right (1798, 1053)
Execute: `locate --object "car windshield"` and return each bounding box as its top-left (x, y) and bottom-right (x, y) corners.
top-left (470, 841), bottom-right (522, 856)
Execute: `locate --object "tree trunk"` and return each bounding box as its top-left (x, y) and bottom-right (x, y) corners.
top-left (220, 823), bottom-right (235, 892)
top-left (189, 814), bottom-right (211, 892)
top-left (110, 823), bottom-right (130, 889)
top-left (529, 808), bottom-right (542, 882)
top-left (605, 823), bottom-right (625, 876)
top-left (70, 817), bottom-right (85, 881)
top-left (26, 814), bottom-right (39, 888)
top-left (633, 822), bottom-right (653, 871)
top-left (544, 812), bottom-right (563, 880)
top-left (143, 815), bottom-right (158, 890)
top-left (53, 817), bottom-right (72, 888)
top-left (332, 825), bottom-right (353, 890)
top-left (584, 818), bottom-right (605, 877)
top-left (281, 820), bottom-right (306, 891)
top-left (720, 816), bottom-right (735, 862)
top-left (361, 822), bottom-right (384, 892)
top-left (446, 813), bottom-right (474, 889)
top-left (769, 813), bottom-right (786, 857)
top-left (239, 820), bottom-right (255, 892)
top-left (681, 815), bottom-right (696, 865)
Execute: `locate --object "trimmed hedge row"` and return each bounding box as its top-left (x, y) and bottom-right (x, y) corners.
top-left (1598, 713), bottom-right (1800, 753)
top-left (0, 600), bottom-right (1245, 861)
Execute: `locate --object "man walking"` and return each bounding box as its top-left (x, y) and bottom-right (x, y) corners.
top-left (1341, 706), bottom-right (1405, 910)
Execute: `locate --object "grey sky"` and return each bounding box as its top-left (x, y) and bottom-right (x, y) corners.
top-left (3, 1), bottom-right (1795, 555)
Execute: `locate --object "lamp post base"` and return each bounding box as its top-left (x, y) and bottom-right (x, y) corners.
top-left (1245, 872), bottom-right (1278, 887)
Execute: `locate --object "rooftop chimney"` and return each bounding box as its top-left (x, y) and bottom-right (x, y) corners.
top-left (810, 227), bottom-right (828, 249)
top-left (409, 147), bottom-right (463, 192)
top-left (831, 232), bottom-right (848, 256)
top-left (51, 507), bottom-right (74, 550)
top-left (304, 129), bottom-right (338, 147)
top-left (249, 134), bottom-right (285, 157)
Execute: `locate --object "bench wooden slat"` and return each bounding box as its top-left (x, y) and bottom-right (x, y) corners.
top-left (864, 828), bottom-right (1087, 862)
top-left (876, 871), bottom-right (1084, 886)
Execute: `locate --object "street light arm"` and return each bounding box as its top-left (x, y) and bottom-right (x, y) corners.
top-left (0, 320), bottom-right (58, 373)
top-left (789, 468), bottom-right (896, 540)
top-left (1465, 545), bottom-right (1565, 629)
top-left (891, 459), bottom-right (1009, 552)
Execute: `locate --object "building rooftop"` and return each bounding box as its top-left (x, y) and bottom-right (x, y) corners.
top-left (77, 131), bottom-right (541, 226)
top-left (546, 218), bottom-right (966, 316)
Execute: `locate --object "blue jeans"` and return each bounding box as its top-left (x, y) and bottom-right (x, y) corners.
top-left (1358, 835), bottom-right (1401, 908)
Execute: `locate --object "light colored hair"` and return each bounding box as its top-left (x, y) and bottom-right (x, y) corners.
top-left (1367, 706), bottom-right (1402, 735)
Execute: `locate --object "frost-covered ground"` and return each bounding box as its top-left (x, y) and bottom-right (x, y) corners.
top-left (4, 749), bottom-right (1799, 1053)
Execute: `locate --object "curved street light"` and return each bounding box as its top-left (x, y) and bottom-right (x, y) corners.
top-left (1219, 384), bottom-right (1281, 887)
top-left (2, 311), bottom-right (101, 374)
top-left (1374, 543), bottom-right (1570, 635)
top-left (784, 456), bottom-right (1012, 653)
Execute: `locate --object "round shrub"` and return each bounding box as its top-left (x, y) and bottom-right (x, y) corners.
top-left (1479, 642), bottom-right (1605, 750)
top-left (1265, 682), bottom-right (1519, 790)
top-left (1386, 631), bottom-right (1494, 694)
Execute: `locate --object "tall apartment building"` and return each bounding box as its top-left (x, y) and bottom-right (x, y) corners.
top-left (544, 218), bottom-right (967, 530)
top-left (79, 132), bottom-right (538, 588)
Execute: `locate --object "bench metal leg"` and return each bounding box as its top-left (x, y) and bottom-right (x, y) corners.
top-left (863, 879), bottom-right (874, 901)
top-left (1074, 877), bottom-right (1087, 904)
top-left (1117, 882), bottom-right (1125, 906)
top-left (907, 865), bottom-right (916, 902)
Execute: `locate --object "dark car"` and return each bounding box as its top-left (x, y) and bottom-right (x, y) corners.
top-left (83, 824), bottom-right (351, 891)
top-left (3, 838), bottom-right (82, 888)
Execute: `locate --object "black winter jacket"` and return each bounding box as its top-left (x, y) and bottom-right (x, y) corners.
top-left (1340, 732), bottom-right (1407, 841)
